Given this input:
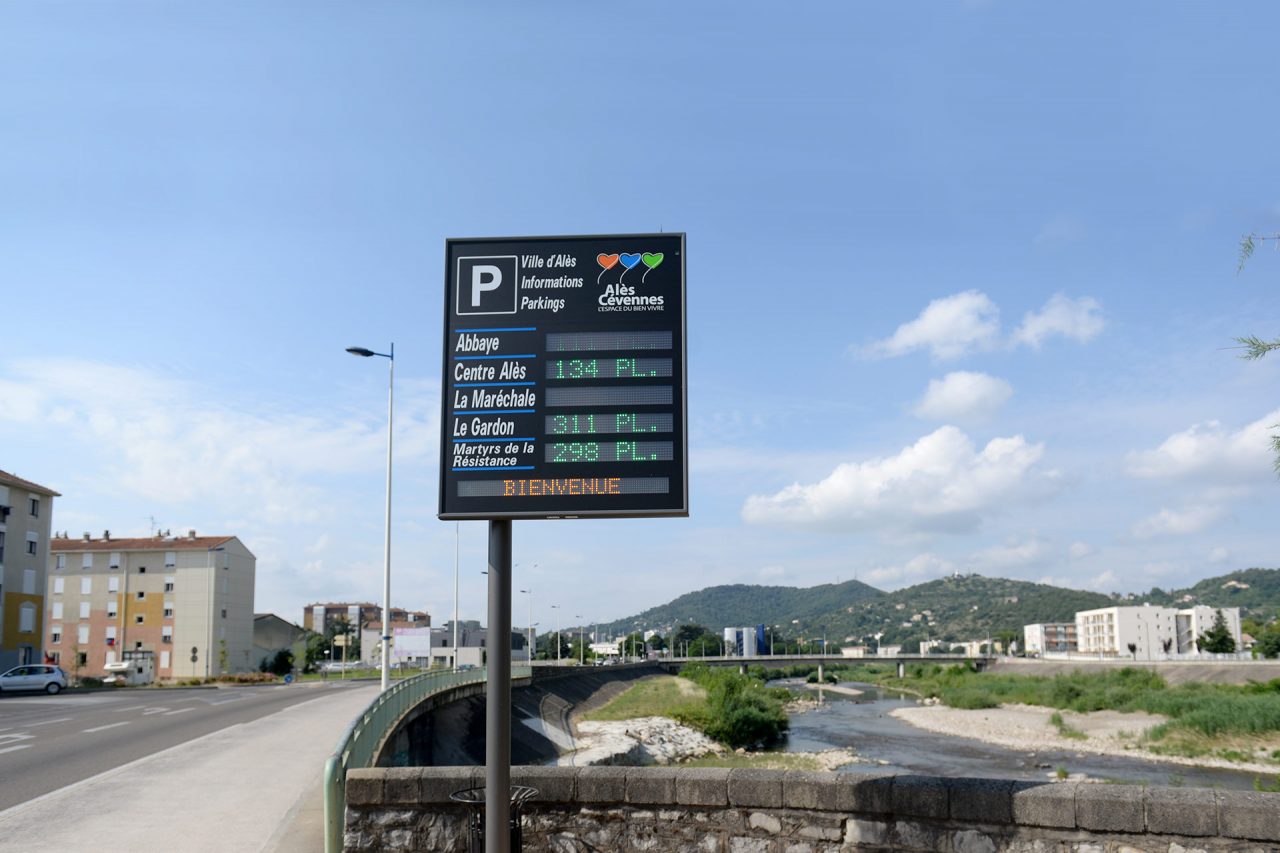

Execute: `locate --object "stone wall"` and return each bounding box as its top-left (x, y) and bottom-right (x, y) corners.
top-left (344, 766), bottom-right (1280, 852)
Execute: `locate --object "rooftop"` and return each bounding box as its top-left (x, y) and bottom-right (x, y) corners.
top-left (51, 532), bottom-right (235, 553)
top-left (0, 468), bottom-right (61, 497)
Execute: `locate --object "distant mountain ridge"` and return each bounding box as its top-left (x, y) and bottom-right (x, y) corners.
top-left (601, 568), bottom-right (1280, 647)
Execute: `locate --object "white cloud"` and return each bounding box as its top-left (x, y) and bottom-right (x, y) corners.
top-left (863, 291), bottom-right (1000, 360)
top-left (862, 554), bottom-right (956, 589)
top-left (1033, 215), bottom-right (1086, 248)
top-left (1068, 541), bottom-right (1096, 560)
top-left (742, 425), bottom-right (1053, 534)
top-left (1130, 505), bottom-right (1226, 540)
top-left (970, 536), bottom-right (1048, 569)
top-left (1208, 546), bottom-right (1231, 565)
top-left (0, 358), bottom-right (439, 525)
top-left (913, 372), bottom-right (1013, 421)
top-left (1125, 409), bottom-right (1280, 483)
top-left (1011, 294), bottom-right (1105, 348)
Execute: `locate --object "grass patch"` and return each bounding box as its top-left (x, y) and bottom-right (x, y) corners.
top-left (582, 676), bottom-right (705, 722)
top-left (1048, 711), bottom-right (1088, 740)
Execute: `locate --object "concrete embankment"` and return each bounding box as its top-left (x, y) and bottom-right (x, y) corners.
top-left (988, 658), bottom-right (1280, 685)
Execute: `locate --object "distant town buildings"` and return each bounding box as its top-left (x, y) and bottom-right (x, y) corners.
top-left (1023, 622), bottom-right (1078, 656)
top-left (1026, 604), bottom-right (1243, 661)
top-left (47, 531), bottom-right (256, 680)
top-left (722, 626), bottom-right (765, 657)
top-left (304, 602), bottom-right (429, 635)
top-left (0, 470), bottom-right (60, 670)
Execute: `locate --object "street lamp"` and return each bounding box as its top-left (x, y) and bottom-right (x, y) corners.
top-left (550, 604), bottom-right (561, 664)
top-left (575, 615), bottom-right (584, 665)
top-left (346, 343), bottom-right (394, 693)
top-left (520, 588), bottom-right (533, 663)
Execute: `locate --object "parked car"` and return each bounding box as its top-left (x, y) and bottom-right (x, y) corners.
top-left (0, 664), bottom-right (68, 694)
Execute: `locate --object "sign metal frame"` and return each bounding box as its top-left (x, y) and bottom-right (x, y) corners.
top-left (438, 232), bottom-right (688, 521)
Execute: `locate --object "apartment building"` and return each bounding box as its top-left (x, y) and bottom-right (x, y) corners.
top-left (47, 531), bottom-right (256, 680)
top-left (1073, 604), bottom-right (1242, 660)
top-left (0, 470), bottom-right (60, 670)
top-left (303, 602), bottom-right (429, 635)
top-left (1023, 622), bottom-right (1078, 656)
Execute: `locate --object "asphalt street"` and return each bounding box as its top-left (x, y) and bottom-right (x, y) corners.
top-left (0, 681), bottom-right (365, 812)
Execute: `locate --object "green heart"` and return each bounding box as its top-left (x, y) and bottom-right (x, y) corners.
top-left (641, 252), bottom-right (664, 270)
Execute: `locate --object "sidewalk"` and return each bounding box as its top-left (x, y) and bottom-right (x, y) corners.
top-left (0, 683), bottom-right (379, 853)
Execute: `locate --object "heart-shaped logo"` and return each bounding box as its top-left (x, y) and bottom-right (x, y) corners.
top-left (641, 252), bottom-right (664, 270)
top-left (619, 253), bottom-right (642, 270)
top-left (597, 253), bottom-right (620, 270)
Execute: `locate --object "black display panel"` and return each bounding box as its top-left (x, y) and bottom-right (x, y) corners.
top-left (439, 234), bottom-right (687, 519)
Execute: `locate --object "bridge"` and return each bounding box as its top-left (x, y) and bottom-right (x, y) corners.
top-left (595, 652), bottom-right (994, 679)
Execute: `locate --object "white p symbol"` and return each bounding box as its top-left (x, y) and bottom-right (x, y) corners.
top-left (470, 265), bottom-right (503, 307)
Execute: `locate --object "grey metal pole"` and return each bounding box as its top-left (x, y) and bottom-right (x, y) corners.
top-left (380, 343), bottom-right (394, 692)
top-left (453, 522), bottom-right (459, 671)
top-left (485, 520), bottom-right (512, 853)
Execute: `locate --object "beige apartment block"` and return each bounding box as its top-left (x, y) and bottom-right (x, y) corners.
top-left (0, 469), bottom-right (60, 670)
top-left (47, 531), bottom-right (256, 681)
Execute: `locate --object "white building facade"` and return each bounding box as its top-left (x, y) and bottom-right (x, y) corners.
top-left (1074, 604), bottom-right (1242, 660)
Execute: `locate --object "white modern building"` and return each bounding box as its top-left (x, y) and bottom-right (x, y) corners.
top-left (722, 626), bottom-right (762, 657)
top-left (1023, 622), bottom-right (1078, 656)
top-left (1073, 604), bottom-right (1242, 660)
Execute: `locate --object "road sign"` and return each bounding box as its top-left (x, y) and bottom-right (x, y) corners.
top-left (439, 234), bottom-right (687, 520)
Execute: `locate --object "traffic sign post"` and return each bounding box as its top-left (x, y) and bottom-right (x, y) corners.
top-left (439, 234), bottom-right (686, 853)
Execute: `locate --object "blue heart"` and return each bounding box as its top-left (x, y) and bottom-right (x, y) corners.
top-left (618, 253), bottom-right (642, 270)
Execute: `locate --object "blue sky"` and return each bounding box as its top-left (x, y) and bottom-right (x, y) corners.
top-left (2, 2), bottom-right (1277, 634)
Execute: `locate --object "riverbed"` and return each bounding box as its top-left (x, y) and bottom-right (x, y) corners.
top-left (778, 681), bottom-right (1269, 791)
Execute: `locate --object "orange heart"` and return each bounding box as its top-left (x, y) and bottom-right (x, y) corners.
top-left (597, 253), bottom-right (620, 270)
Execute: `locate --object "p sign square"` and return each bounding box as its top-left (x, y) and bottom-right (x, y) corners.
top-left (456, 256), bottom-right (517, 315)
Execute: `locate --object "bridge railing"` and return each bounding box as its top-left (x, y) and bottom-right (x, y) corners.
top-left (322, 665), bottom-right (531, 853)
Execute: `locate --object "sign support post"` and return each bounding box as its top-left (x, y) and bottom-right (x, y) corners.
top-left (485, 519), bottom-right (512, 853)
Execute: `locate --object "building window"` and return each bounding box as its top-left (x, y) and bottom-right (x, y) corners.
top-left (79, 602), bottom-right (90, 619)
top-left (50, 626), bottom-right (62, 643)
top-left (82, 554), bottom-right (93, 569)
top-left (221, 609), bottom-right (227, 619)
top-left (49, 652), bottom-right (60, 664)
top-left (109, 552), bottom-right (120, 569)
top-left (29, 497), bottom-right (39, 517)
top-left (107, 602), bottom-right (117, 618)
top-left (76, 652), bottom-right (87, 667)
top-left (164, 607), bottom-right (173, 618)
top-left (22, 569), bottom-right (35, 595)
top-left (164, 551), bottom-right (176, 568)
top-left (136, 591), bottom-right (145, 600)
top-left (138, 566), bottom-right (146, 573)
top-left (160, 650), bottom-right (170, 669)
top-left (108, 576), bottom-right (120, 594)
top-left (106, 627), bottom-right (117, 643)
top-left (26, 539), bottom-right (37, 556)
top-left (56, 554), bottom-right (66, 571)
top-left (163, 577), bottom-right (175, 592)
top-left (162, 631), bottom-right (172, 643)
top-left (81, 577), bottom-right (92, 595)
top-left (19, 603), bottom-right (36, 633)
top-left (135, 615), bottom-right (144, 625)
top-left (0, 531), bottom-right (4, 562)
top-left (77, 625), bottom-right (89, 645)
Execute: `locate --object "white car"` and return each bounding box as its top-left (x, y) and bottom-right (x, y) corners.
top-left (0, 664), bottom-right (68, 694)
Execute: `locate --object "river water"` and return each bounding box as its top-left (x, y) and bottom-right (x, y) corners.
top-left (776, 681), bottom-right (1266, 791)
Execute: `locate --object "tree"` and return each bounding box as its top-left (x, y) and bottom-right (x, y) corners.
top-left (1198, 609), bottom-right (1237, 654)
top-left (1256, 631), bottom-right (1280, 660)
top-left (1127, 642), bottom-right (1138, 659)
top-left (1235, 233), bottom-right (1280, 473)
top-left (302, 632), bottom-right (329, 673)
top-left (1161, 638), bottom-right (1174, 656)
top-left (673, 623), bottom-right (710, 647)
top-left (262, 649), bottom-right (293, 676)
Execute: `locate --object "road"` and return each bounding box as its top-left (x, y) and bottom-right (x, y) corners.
top-left (0, 681), bottom-right (366, 812)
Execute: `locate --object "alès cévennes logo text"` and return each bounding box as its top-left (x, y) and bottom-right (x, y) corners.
top-left (596, 252), bottom-right (665, 312)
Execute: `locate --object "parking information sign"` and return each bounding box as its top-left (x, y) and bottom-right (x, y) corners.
top-left (439, 234), bottom-right (687, 520)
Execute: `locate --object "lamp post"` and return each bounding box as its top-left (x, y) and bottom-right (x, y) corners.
top-left (453, 522), bottom-right (459, 672)
top-left (519, 588), bottom-right (533, 663)
top-left (346, 343), bottom-right (394, 692)
top-left (576, 615), bottom-right (584, 665)
top-left (550, 604), bottom-right (561, 664)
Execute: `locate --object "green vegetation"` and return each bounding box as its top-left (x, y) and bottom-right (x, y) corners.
top-left (1048, 711), bottom-right (1088, 740)
top-left (674, 664), bottom-right (790, 749)
top-left (877, 664), bottom-right (1280, 763)
top-left (582, 676), bottom-right (705, 722)
top-left (1199, 609), bottom-right (1238, 654)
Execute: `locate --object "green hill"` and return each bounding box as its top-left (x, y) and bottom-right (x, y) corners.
top-left (1136, 568), bottom-right (1280, 619)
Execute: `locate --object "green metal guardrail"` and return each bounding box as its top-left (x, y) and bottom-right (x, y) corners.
top-left (323, 666), bottom-right (532, 853)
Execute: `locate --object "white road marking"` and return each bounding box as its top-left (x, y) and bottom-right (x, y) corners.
top-left (112, 705), bottom-right (148, 713)
top-left (82, 721), bottom-right (131, 733)
top-left (140, 707), bottom-right (170, 715)
top-left (163, 708), bottom-right (193, 716)
top-left (0, 745), bottom-right (32, 755)
top-left (24, 717), bottom-right (73, 728)
top-left (0, 734), bottom-right (34, 746)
